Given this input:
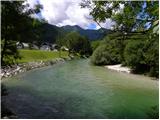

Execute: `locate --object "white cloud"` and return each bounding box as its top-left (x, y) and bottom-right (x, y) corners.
top-left (26, 0), bottom-right (114, 30)
top-left (101, 19), bottom-right (115, 29)
top-left (25, 0), bottom-right (38, 8)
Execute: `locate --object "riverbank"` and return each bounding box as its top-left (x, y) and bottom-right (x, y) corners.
top-left (104, 64), bottom-right (159, 81)
top-left (105, 64), bottom-right (131, 73)
top-left (1, 57), bottom-right (71, 79)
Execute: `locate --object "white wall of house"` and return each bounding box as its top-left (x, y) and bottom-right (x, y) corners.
top-left (16, 42), bottom-right (29, 49)
top-left (40, 45), bottom-right (51, 51)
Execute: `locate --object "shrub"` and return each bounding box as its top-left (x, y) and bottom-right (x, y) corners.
top-left (90, 34), bottom-right (124, 65)
top-left (91, 44), bottom-right (121, 65)
top-left (124, 34), bottom-right (159, 77)
top-left (62, 32), bottom-right (92, 56)
top-left (124, 40), bottom-right (150, 73)
top-left (124, 40), bottom-right (145, 66)
top-left (145, 35), bottom-right (159, 77)
top-left (91, 40), bottom-right (101, 51)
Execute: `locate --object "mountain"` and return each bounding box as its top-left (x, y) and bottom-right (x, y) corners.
top-left (36, 23), bottom-right (64, 43)
top-left (30, 22), bottom-right (67, 44)
top-left (61, 25), bottom-right (112, 41)
top-left (31, 23), bottom-right (112, 44)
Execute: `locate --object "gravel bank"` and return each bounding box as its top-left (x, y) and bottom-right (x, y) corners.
top-left (0, 58), bottom-right (70, 79)
top-left (105, 64), bottom-right (131, 73)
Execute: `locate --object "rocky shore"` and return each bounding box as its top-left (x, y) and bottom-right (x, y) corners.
top-left (1, 58), bottom-right (69, 79)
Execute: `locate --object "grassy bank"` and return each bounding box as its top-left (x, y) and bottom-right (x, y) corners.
top-left (17, 50), bottom-right (68, 63)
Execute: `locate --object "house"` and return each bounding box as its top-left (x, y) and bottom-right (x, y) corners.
top-left (16, 42), bottom-right (60, 51)
top-left (51, 44), bottom-right (58, 50)
top-left (32, 44), bottom-right (39, 50)
top-left (40, 42), bottom-right (52, 51)
top-left (40, 45), bottom-right (51, 51)
top-left (16, 42), bottom-right (29, 49)
top-left (61, 46), bottom-right (69, 51)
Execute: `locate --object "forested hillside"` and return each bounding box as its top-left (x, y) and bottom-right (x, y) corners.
top-left (30, 23), bottom-right (112, 43)
top-left (61, 25), bottom-right (112, 40)
top-left (82, 1), bottom-right (159, 77)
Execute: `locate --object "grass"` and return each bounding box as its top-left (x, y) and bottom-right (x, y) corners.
top-left (17, 49), bottom-right (69, 63)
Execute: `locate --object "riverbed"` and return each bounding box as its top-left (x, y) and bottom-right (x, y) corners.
top-left (2, 59), bottom-right (159, 118)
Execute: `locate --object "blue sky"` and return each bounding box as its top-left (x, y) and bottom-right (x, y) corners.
top-left (87, 23), bottom-right (97, 29)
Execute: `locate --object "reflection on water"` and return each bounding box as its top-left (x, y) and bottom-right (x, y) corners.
top-left (2, 59), bottom-right (159, 118)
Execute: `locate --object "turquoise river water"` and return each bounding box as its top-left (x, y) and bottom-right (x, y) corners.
top-left (2, 59), bottom-right (159, 118)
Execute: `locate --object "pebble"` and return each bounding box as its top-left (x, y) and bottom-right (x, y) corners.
top-left (1, 58), bottom-right (66, 79)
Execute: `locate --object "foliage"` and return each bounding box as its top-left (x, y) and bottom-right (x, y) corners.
top-left (81, 1), bottom-right (158, 32)
top-left (62, 25), bottom-right (110, 41)
top-left (91, 40), bottom-right (101, 51)
top-left (55, 32), bottom-right (66, 57)
top-left (1, 1), bottom-right (42, 65)
top-left (124, 39), bottom-right (148, 73)
top-left (145, 34), bottom-right (159, 77)
top-left (62, 32), bottom-right (92, 56)
top-left (82, 1), bottom-right (159, 77)
top-left (91, 34), bottom-right (122, 65)
top-left (1, 39), bottom-right (20, 65)
top-left (124, 33), bottom-right (158, 77)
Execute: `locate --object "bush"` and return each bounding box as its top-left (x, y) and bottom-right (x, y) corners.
top-left (90, 34), bottom-right (124, 65)
top-left (124, 34), bottom-right (159, 77)
top-left (91, 32), bottom-right (159, 77)
top-left (91, 40), bottom-right (101, 51)
top-left (62, 32), bottom-right (92, 56)
top-left (145, 35), bottom-right (159, 77)
top-left (124, 40), bottom-right (147, 70)
top-left (91, 44), bottom-right (121, 65)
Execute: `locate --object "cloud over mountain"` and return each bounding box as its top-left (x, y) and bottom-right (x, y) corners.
top-left (26, 0), bottom-right (114, 30)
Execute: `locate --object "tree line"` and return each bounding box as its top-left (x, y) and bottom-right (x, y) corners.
top-left (1, 1), bottom-right (92, 65)
top-left (1, 1), bottom-right (45, 65)
top-left (82, 1), bottom-right (159, 77)
top-left (56, 31), bottom-right (92, 58)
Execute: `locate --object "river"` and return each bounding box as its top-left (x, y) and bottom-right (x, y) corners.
top-left (2, 59), bottom-right (159, 118)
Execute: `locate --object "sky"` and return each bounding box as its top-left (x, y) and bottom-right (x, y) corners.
top-left (26, 0), bottom-right (115, 30)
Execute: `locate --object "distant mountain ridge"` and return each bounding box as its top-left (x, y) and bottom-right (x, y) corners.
top-left (61, 25), bottom-right (112, 41)
top-left (34, 23), bottom-right (112, 44)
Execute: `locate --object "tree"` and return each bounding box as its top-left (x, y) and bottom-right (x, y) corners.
top-left (56, 33), bottom-right (65, 58)
top-left (81, 1), bottom-right (159, 77)
top-left (124, 38), bottom-right (148, 73)
top-left (1, 1), bottom-right (42, 65)
top-left (123, 32), bottom-right (158, 77)
top-left (91, 40), bottom-right (101, 51)
top-left (81, 1), bottom-right (158, 32)
top-left (62, 32), bottom-right (92, 57)
top-left (144, 34), bottom-right (159, 77)
top-left (91, 33), bottom-right (122, 65)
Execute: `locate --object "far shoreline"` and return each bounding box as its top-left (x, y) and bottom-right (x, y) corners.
top-left (104, 64), bottom-right (158, 81)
